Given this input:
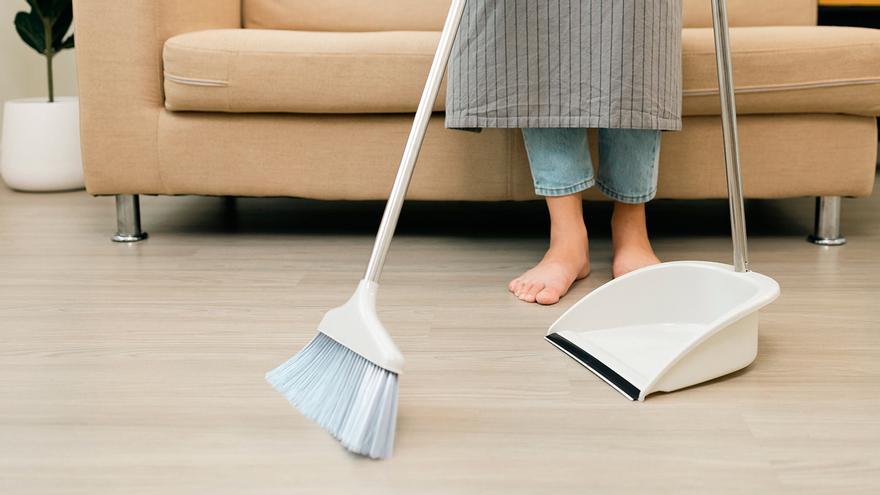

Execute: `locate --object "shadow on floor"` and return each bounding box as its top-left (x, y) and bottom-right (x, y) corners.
top-left (149, 195), bottom-right (815, 241)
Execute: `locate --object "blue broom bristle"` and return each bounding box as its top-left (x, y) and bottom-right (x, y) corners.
top-left (266, 332), bottom-right (399, 459)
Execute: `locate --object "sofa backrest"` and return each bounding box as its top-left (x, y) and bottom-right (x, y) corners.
top-left (242, 0), bottom-right (817, 32)
top-left (682, 0), bottom-right (817, 28)
top-left (243, 0), bottom-right (450, 31)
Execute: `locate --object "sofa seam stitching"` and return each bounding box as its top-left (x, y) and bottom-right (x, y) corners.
top-left (163, 43), bottom-right (440, 58)
top-left (164, 72), bottom-right (229, 87)
top-left (684, 78), bottom-right (880, 96)
top-left (685, 42), bottom-right (880, 56)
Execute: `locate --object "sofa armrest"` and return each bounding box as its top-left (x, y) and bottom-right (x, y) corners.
top-left (72, 0), bottom-right (241, 194)
top-left (684, 0), bottom-right (818, 28)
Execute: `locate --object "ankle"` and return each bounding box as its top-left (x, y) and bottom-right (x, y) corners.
top-left (611, 201), bottom-right (645, 225)
top-left (613, 202), bottom-right (650, 240)
top-left (549, 223), bottom-right (588, 250)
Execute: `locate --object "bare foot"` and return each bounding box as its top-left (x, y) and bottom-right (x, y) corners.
top-left (612, 244), bottom-right (661, 278)
top-left (509, 232), bottom-right (591, 305)
top-left (612, 202), bottom-right (660, 278)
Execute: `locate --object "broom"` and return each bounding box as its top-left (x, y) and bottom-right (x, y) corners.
top-left (265, 0), bottom-right (468, 460)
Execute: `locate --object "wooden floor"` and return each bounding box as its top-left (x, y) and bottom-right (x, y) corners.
top-left (1, 178), bottom-right (878, 494)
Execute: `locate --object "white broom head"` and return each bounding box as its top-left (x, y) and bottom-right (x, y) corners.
top-left (266, 280), bottom-right (404, 460)
top-left (266, 332), bottom-right (399, 459)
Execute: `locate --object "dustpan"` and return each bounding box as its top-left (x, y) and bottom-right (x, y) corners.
top-left (546, 0), bottom-right (780, 401)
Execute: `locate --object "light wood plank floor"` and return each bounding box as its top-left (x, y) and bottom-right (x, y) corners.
top-left (1, 178), bottom-right (878, 494)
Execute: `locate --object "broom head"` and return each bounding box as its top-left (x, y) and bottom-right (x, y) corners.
top-left (266, 280), bottom-right (404, 459)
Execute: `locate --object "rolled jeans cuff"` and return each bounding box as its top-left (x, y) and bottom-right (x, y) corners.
top-left (534, 177), bottom-right (595, 197)
top-left (597, 182), bottom-right (657, 204)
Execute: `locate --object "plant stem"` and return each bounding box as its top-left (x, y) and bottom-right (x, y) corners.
top-left (46, 54), bottom-right (54, 103)
top-left (42, 18), bottom-right (54, 102)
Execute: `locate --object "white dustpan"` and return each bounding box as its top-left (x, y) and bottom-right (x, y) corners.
top-left (546, 0), bottom-right (780, 401)
top-left (547, 261), bottom-right (779, 400)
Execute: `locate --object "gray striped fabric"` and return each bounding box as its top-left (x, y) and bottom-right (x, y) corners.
top-left (445, 0), bottom-right (682, 130)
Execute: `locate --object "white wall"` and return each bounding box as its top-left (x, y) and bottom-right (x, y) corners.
top-left (0, 1), bottom-right (78, 122)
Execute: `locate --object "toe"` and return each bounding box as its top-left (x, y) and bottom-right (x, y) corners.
top-left (512, 279), bottom-right (526, 297)
top-left (535, 287), bottom-right (562, 305)
top-left (508, 278), bottom-right (521, 293)
top-left (517, 282), bottom-right (537, 301)
top-left (522, 282), bottom-right (545, 303)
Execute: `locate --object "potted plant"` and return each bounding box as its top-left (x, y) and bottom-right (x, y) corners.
top-left (1, 0), bottom-right (82, 191)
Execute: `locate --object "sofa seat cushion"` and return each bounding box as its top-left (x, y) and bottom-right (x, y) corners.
top-left (682, 26), bottom-right (880, 116)
top-left (163, 29), bottom-right (444, 114)
top-left (164, 26), bottom-right (880, 117)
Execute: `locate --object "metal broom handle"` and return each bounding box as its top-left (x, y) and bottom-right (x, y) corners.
top-left (711, 0), bottom-right (750, 273)
top-left (364, 0), bottom-right (468, 283)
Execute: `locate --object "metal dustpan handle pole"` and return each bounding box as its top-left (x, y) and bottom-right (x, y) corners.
top-left (363, 0), bottom-right (467, 283)
top-left (711, 0), bottom-right (750, 273)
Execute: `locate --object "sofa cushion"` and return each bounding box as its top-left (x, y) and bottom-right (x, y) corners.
top-left (163, 26), bottom-right (880, 117)
top-left (243, 0), bottom-right (450, 31)
top-left (241, 0), bottom-right (817, 32)
top-left (682, 0), bottom-right (816, 28)
top-left (682, 26), bottom-right (880, 116)
top-left (163, 29), bottom-right (443, 114)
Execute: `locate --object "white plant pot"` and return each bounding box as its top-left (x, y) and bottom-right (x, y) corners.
top-left (1, 96), bottom-right (84, 192)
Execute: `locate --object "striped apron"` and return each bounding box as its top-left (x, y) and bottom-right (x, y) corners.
top-left (445, 0), bottom-right (683, 131)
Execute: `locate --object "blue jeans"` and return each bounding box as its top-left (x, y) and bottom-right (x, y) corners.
top-left (522, 128), bottom-right (661, 204)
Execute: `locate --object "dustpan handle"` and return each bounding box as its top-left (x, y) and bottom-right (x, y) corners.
top-left (711, 0), bottom-right (749, 273)
top-left (363, 0), bottom-right (468, 283)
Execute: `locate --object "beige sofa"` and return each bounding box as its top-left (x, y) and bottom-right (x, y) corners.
top-left (72, 0), bottom-right (880, 243)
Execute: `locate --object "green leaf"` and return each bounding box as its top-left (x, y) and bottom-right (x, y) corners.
top-left (25, 0), bottom-right (44, 18)
top-left (33, 0), bottom-right (59, 19)
top-left (60, 34), bottom-right (74, 50)
top-left (47, 0), bottom-right (70, 19)
top-left (27, 0), bottom-right (70, 21)
top-left (14, 11), bottom-right (45, 54)
top-left (51, 4), bottom-right (72, 51)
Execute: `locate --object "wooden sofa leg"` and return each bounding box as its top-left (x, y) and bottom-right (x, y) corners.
top-left (808, 196), bottom-right (846, 246)
top-left (111, 195), bottom-right (149, 243)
